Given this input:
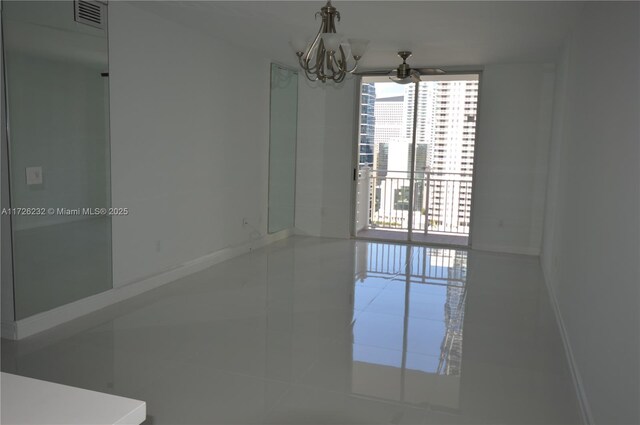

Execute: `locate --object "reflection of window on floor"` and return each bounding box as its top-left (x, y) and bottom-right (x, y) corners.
top-left (352, 242), bottom-right (468, 408)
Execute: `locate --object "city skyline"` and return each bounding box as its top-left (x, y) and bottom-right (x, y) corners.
top-left (357, 76), bottom-right (479, 236)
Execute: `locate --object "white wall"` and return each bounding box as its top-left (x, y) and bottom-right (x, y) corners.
top-left (295, 78), bottom-right (356, 239)
top-left (294, 80), bottom-right (325, 236)
top-left (471, 63), bottom-right (555, 255)
top-left (322, 81), bottom-right (358, 238)
top-left (541, 3), bottom-right (640, 424)
top-left (109, 3), bottom-right (272, 287)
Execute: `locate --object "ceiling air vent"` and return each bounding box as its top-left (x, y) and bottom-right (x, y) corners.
top-left (74, 0), bottom-right (106, 30)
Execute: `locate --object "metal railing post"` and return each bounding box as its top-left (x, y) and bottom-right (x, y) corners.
top-left (424, 172), bottom-right (430, 236)
top-left (407, 83), bottom-right (420, 241)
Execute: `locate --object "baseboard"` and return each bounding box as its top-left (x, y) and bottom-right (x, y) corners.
top-left (541, 262), bottom-right (594, 425)
top-left (1, 320), bottom-right (17, 339)
top-left (471, 243), bottom-right (540, 256)
top-left (14, 214), bottom-right (99, 232)
top-left (2, 229), bottom-right (293, 340)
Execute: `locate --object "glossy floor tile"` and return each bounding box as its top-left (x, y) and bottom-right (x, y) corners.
top-left (1, 237), bottom-right (581, 424)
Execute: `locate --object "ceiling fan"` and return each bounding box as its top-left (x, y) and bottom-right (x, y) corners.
top-left (367, 51), bottom-right (445, 84)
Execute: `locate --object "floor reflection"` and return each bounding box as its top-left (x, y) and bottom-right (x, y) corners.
top-left (351, 243), bottom-right (467, 409)
top-left (2, 237), bottom-right (581, 424)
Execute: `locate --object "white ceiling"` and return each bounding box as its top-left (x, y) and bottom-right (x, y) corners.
top-left (136, 1), bottom-right (585, 70)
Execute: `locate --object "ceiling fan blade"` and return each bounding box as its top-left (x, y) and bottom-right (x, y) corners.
top-left (359, 68), bottom-right (445, 76)
top-left (389, 77), bottom-right (414, 85)
top-left (416, 68), bottom-right (446, 75)
top-left (354, 69), bottom-right (392, 76)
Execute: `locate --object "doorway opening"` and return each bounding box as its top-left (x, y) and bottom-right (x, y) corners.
top-left (354, 74), bottom-right (480, 246)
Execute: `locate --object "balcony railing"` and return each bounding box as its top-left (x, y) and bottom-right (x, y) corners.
top-left (356, 169), bottom-right (473, 236)
top-left (357, 242), bottom-right (468, 285)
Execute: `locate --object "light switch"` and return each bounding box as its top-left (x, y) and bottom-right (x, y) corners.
top-left (26, 166), bottom-right (43, 185)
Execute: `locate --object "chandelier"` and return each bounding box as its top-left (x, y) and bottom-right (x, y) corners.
top-left (291, 1), bottom-right (368, 83)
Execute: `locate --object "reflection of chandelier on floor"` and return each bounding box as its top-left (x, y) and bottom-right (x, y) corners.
top-left (291, 1), bottom-right (368, 83)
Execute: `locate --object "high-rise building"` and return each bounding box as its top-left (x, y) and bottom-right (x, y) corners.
top-left (358, 83), bottom-right (376, 168)
top-left (373, 95), bottom-right (404, 143)
top-left (373, 95), bottom-right (405, 174)
top-left (421, 79), bottom-right (479, 230)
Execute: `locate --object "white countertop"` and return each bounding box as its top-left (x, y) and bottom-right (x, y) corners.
top-left (1, 373), bottom-right (146, 425)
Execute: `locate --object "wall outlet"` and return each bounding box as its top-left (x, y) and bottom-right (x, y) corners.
top-left (242, 218), bottom-right (249, 227)
top-left (26, 166), bottom-right (43, 185)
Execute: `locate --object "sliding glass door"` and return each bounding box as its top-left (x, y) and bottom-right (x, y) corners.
top-left (354, 74), bottom-right (479, 246)
top-left (355, 80), bottom-right (415, 242)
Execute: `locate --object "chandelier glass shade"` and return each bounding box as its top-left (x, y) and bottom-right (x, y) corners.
top-left (292, 1), bottom-right (368, 83)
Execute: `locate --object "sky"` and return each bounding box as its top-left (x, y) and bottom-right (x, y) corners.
top-left (374, 82), bottom-right (406, 99)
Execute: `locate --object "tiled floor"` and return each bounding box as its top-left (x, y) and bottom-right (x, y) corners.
top-left (1, 237), bottom-right (581, 424)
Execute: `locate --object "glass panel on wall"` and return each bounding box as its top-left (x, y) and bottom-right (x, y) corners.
top-left (3, 0), bottom-right (112, 319)
top-left (268, 64), bottom-right (298, 233)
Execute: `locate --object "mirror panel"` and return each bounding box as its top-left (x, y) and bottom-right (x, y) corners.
top-left (268, 64), bottom-right (298, 234)
top-left (3, 0), bottom-right (112, 319)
